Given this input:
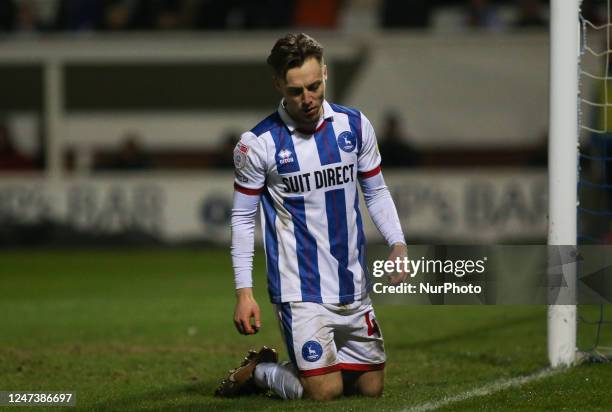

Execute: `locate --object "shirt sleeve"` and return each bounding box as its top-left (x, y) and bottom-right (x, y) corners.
top-left (359, 172), bottom-right (406, 246)
top-left (233, 131), bottom-right (267, 194)
top-left (231, 131), bottom-right (266, 289)
top-left (357, 113), bottom-right (382, 178)
top-left (231, 190), bottom-right (260, 289)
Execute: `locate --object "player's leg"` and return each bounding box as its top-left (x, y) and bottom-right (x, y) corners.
top-left (248, 358), bottom-right (344, 401)
top-left (334, 300), bottom-right (386, 397)
top-left (342, 369), bottom-right (384, 397)
top-left (253, 361), bottom-right (303, 400)
top-left (277, 302), bottom-right (344, 400)
top-left (300, 371), bottom-right (343, 401)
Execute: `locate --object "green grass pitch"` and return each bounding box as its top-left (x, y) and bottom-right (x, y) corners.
top-left (1, 249), bottom-right (611, 411)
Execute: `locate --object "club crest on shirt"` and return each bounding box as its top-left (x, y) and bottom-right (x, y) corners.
top-left (278, 149), bottom-right (295, 165)
top-left (233, 143), bottom-right (249, 169)
top-left (337, 131), bottom-right (356, 153)
top-left (302, 340), bottom-right (323, 362)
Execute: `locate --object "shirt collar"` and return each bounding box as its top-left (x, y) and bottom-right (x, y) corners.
top-left (277, 99), bottom-right (334, 134)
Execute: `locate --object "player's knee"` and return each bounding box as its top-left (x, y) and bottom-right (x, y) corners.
top-left (359, 381), bottom-right (384, 398)
top-left (357, 371), bottom-right (384, 398)
top-left (302, 375), bottom-right (343, 401)
top-left (305, 384), bottom-right (343, 401)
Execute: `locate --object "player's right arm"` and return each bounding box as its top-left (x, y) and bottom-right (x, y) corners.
top-left (231, 132), bottom-right (267, 335)
top-left (234, 287), bottom-right (261, 335)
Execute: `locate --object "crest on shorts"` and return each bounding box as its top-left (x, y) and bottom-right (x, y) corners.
top-left (301, 340), bottom-right (323, 362)
top-left (233, 143), bottom-right (249, 169)
top-left (337, 131), bottom-right (356, 153)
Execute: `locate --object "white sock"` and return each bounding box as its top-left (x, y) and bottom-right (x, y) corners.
top-left (254, 361), bottom-right (303, 400)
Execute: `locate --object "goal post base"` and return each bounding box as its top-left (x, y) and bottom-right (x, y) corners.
top-left (548, 305), bottom-right (577, 367)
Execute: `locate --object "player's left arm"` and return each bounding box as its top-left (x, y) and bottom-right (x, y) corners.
top-left (357, 113), bottom-right (408, 285)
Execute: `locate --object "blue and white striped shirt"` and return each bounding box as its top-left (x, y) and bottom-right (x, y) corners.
top-left (234, 100), bottom-right (384, 304)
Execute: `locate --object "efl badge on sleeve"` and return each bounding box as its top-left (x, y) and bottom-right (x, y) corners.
top-left (233, 143), bottom-right (249, 169)
top-left (337, 131), bottom-right (356, 153)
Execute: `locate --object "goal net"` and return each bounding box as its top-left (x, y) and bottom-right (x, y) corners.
top-left (576, 0), bottom-right (612, 363)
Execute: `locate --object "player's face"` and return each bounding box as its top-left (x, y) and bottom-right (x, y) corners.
top-left (276, 57), bottom-right (327, 129)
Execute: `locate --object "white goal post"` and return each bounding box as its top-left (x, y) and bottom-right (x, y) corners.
top-left (548, 0), bottom-right (581, 368)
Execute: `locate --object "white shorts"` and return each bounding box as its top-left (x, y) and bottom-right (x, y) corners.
top-left (276, 299), bottom-right (386, 377)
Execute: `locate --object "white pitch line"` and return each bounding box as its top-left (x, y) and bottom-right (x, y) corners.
top-left (402, 367), bottom-right (566, 412)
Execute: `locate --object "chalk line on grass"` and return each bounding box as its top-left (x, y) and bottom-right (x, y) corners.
top-left (402, 367), bottom-right (566, 412)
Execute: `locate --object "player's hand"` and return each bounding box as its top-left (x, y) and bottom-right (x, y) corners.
top-left (387, 242), bottom-right (408, 285)
top-left (234, 288), bottom-right (261, 335)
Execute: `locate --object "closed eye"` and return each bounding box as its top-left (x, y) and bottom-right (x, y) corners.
top-left (307, 81), bottom-right (321, 91)
top-left (286, 81), bottom-right (321, 96)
